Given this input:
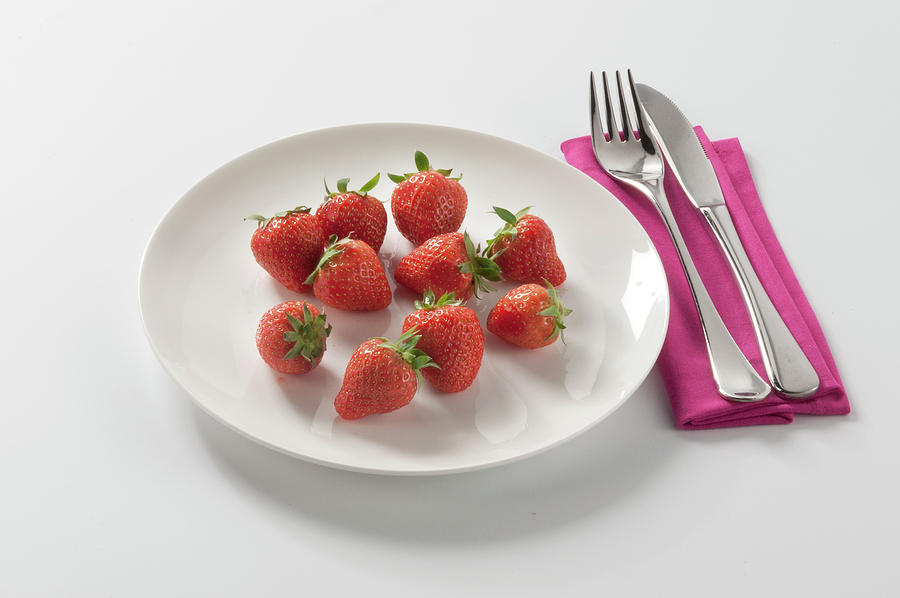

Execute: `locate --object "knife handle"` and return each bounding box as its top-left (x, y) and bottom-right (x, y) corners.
top-left (702, 204), bottom-right (819, 398)
top-left (644, 180), bottom-right (770, 402)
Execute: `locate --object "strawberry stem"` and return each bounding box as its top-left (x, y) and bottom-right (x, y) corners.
top-left (414, 290), bottom-right (463, 310)
top-left (358, 173), bottom-right (380, 194)
top-left (244, 206), bottom-right (311, 229)
top-left (414, 150), bottom-right (430, 172)
top-left (457, 231), bottom-right (502, 298)
top-left (388, 151), bottom-right (461, 184)
top-left (282, 304), bottom-right (332, 361)
top-left (536, 281), bottom-right (574, 343)
top-left (304, 234), bottom-right (351, 285)
top-left (375, 327), bottom-right (439, 385)
top-left (323, 174), bottom-right (381, 199)
top-left (483, 205), bottom-right (532, 256)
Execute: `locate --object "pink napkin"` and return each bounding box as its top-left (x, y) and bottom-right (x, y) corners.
top-left (561, 128), bottom-right (850, 429)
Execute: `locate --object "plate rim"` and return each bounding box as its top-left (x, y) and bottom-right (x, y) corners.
top-left (138, 121), bottom-right (670, 476)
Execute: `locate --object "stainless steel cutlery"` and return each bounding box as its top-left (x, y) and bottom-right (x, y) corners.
top-left (635, 83), bottom-right (819, 398)
top-left (589, 70), bottom-right (771, 402)
top-left (589, 69), bottom-right (818, 401)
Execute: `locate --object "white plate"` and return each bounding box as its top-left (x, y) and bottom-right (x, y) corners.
top-left (139, 123), bottom-right (669, 475)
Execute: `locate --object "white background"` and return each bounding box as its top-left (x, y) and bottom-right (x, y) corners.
top-left (3, 1), bottom-right (899, 596)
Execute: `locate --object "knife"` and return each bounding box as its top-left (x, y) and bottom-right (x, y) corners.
top-left (635, 83), bottom-right (819, 398)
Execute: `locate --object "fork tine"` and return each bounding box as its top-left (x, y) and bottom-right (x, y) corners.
top-left (615, 71), bottom-right (632, 141)
top-left (626, 69), bottom-right (648, 139)
top-left (589, 72), bottom-right (608, 143)
top-left (601, 71), bottom-right (617, 141)
top-left (626, 69), bottom-right (656, 154)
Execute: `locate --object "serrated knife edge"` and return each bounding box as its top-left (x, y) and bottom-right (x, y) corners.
top-left (634, 83), bottom-right (725, 208)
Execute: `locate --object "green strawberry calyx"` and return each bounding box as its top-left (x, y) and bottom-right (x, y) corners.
top-left (244, 206), bottom-right (312, 229)
top-left (483, 205), bottom-right (532, 256)
top-left (282, 304), bottom-right (332, 362)
top-left (537, 281), bottom-right (574, 343)
top-left (457, 231), bottom-right (503, 298)
top-left (387, 150), bottom-right (463, 184)
top-left (304, 234), bottom-right (352, 285)
top-left (323, 173), bottom-right (381, 200)
top-left (414, 290), bottom-right (464, 310)
top-left (376, 327), bottom-right (440, 385)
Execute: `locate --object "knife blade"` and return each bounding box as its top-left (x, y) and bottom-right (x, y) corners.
top-left (634, 84), bottom-right (725, 208)
top-left (635, 82), bottom-right (820, 398)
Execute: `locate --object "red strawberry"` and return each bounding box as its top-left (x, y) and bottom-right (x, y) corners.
top-left (487, 282), bottom-right (573, 349)
top-left (388, 151), bottom-right (467, 246)
top-left (485, 206), bottom-right (566, 286)
top-left (394, 232), bottom-right (501, 301)
top-left (304, 235), bottom-right (392, 311)
top-left (246, 206), bottom-right (327, 293)
top-left (402, 291), bottom-right (484, 393)
top-left (334, 329), bottom-right (437, 420)
top-left (316, 174), bottom-right (388, 252)
top-left (256, 301), bottom-right (331, 374)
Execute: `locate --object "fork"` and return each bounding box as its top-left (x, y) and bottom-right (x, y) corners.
top-left (589, 70), bottom-right (770, 402)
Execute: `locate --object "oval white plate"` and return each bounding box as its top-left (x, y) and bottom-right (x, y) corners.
top-left (139, 123), bottom-right (669, 475)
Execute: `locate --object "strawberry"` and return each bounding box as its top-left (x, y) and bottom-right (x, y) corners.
top-left (334, 328), bottom-right (437, 420)
top-left (246, 206), bottom-right (327, 293)
top-left (484, 206), bottom-right (566, 286)
top-left (402, 291), bottom-right (484, 393)
top-left (388, 150), bottom-right (467, 246)
top-left (256, 301), bottom-right (331, 374)
top-left (394, 232), bottom-right (501, 301)
top-left (316, 174), bottom-right (388, 252)
top-left (304, 235), bottom-right (392, 311)
top-left (487, 282), bottom-right (573, 349)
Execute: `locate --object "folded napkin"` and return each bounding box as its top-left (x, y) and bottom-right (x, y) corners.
top-left (561, 128), bottom-right (850, 429)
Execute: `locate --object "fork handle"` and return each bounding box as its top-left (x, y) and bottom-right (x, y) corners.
top-left (644, 180), bottom-right (770, 401)
top-left (701, 205), bottom-right (819, 397)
